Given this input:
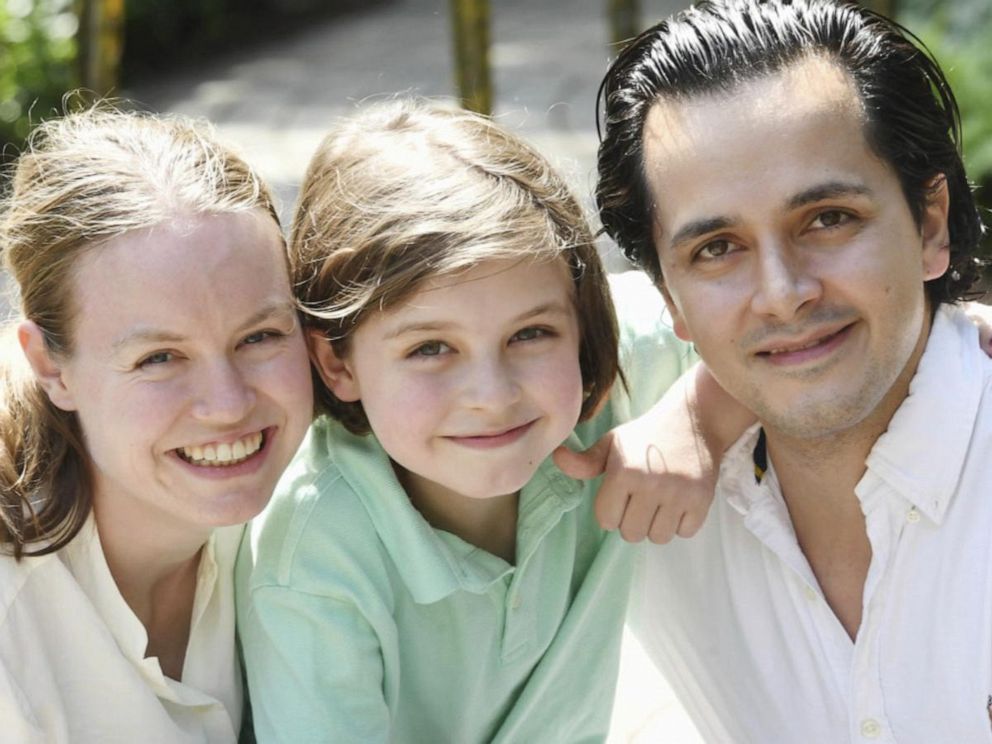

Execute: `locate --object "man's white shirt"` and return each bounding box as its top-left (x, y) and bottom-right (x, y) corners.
top-left (633, 305), bottom-right (992, 743)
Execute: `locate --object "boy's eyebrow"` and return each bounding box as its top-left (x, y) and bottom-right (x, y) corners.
top-left (383, 301), bottom-right (574, 340)
top-left (112, 300), bottom-right (297, 351)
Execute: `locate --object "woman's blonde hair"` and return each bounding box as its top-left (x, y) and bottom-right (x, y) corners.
top-left (291, 99), bottom-right (620, 435)
top-left (0, 105), bottom-right (279, 558)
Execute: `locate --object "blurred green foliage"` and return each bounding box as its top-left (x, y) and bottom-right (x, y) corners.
top-left (901, 0), bottom-right (992, 249)
top-left (911, 15), bottom-right (992, 189)
top-left (0, 0), bottom-right (366, 159)
top-left (0, 0), bottom-right (77, 153)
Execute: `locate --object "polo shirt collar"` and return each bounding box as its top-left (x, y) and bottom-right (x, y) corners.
top-left (327, 421), bottom-right (584, 604)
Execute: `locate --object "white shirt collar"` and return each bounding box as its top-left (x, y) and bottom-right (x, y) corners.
top-left (719, 305), bottom-right (985, 525)
top-left (861, 305), bottom-right (985, 524)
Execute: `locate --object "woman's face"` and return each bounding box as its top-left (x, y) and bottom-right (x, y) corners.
top-left (39, 210), bottom-right (313, 542)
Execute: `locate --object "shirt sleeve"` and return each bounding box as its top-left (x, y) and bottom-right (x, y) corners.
top-left (608, 271), bottom-right (698, 422)
top-left (240, 583), bottom-right (390, 744)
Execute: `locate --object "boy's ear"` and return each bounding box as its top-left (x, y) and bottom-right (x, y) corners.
top-left (306, 329), bottom-right (361, 402)
top-left (656, 281), bottom-right (692, 343)
top-left (17, 321), bottom-right (78, 411)
top-left (921, 174), bottom-right (951, 281)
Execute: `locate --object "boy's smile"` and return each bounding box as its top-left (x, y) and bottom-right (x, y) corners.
top-left (315, 257), bottom-right (585, 508)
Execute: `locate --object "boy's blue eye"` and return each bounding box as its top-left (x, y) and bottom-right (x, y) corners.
top-left (410, 341), bottom-right (449, 357)
top-left (512, 327), bottom-right (548, 342)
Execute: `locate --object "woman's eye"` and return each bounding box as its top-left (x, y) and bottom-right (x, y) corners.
top-left (511, 327), bottom-right (549, 342)
top-left (138, 351), bottom-right (173, 367)
top-left (410, 341), bottom-right (450, 357)
top-left (242, 330), bottom-right (281, 346)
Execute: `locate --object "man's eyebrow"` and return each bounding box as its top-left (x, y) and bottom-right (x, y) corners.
top-left (669, 216), bottom-right (737, 250)
top-left (785, 181), bottom-right (874, 210)
top-left (112, 300), bottom-right (297, 352)
top-left (666, 181), bottom-right (875, 249)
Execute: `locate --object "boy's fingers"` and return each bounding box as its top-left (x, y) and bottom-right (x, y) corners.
top-left (675, 503), bottom-right (710, 538)
top-left (618, 498), bottom-right (661, 543)
top-left (552, 435), bottom-right (612, 481)
top-left (645, 507), bottom-right (682, 545)
top-left (594, 486), bottom-right (630, 531)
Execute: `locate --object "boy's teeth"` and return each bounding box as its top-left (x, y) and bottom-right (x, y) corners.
top-left (179, 432), bottom-right (264, 466)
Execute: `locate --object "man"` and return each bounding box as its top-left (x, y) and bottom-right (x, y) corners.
top-left (596, 1), bottom-right (990, 741)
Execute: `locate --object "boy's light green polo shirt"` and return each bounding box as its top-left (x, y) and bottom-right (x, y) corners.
top-left (236, 272), bottom-right (694, 743)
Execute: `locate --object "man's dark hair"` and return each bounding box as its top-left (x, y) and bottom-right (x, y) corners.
top-left (596, 0), bottom-right (985, 305)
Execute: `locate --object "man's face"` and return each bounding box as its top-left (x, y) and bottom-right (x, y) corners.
top-left (643, 56), bottom-right (950, 442)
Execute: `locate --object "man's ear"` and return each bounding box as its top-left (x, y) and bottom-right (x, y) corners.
top-left (17, 321), bottom-right (77, 411)
top-left (306, 329), bottom-right (361, 402)
top-left (656, 279), bottom-right (692, 343)
top-left (921, 174), bottom-right (951, 281)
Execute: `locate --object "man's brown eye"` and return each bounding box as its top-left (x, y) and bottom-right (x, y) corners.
top-left (818, 211), bottom-right (845, 227)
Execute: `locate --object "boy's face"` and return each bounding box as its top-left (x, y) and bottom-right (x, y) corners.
top-left (643, 55), bottom-right (950, 442)
top-left (313, 257), bottom-right (584, 505)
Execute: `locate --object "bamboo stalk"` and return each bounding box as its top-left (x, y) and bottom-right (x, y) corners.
top-left (77, 0), bottom-right (125, 98)
top-left (450, 0), bottom-right (492, 114)
top-left (608, 0), bottom-right (640, 46)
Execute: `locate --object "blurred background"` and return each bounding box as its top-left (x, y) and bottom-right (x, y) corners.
top-left (3, 0), bottom-right (990, 234)
top-left (1, 1), bottom-right (990, 739)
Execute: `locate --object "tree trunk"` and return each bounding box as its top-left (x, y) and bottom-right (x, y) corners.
top-left (76, 0), bottom-right (125, 98)
top-left (450, 0), bottom-right (492, 114)
top-left (608, 0), bottom-right (640, 46)
top-left (864, 0), bottom-right (897, 19)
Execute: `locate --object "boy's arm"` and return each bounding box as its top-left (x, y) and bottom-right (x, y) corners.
top-left (240, 585), bottom-right (390, 744)
top-left (554, 362), bottom-right (753, 543)
top-left (963, 300), bottom-right (992, 354)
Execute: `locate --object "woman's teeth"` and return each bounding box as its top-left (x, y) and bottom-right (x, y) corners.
top-left (179, 431), bottom-right (264, 466)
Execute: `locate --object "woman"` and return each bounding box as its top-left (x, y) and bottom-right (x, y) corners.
top-left (0, 107), bottom-right (313, 743)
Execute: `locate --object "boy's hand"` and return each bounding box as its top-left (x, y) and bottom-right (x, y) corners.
top-left (963, 301), bottom-right (992, 355)
top-left (553, 413), bottom-right (713, 543)
top-left (553, 363), bottom-right (755, 544)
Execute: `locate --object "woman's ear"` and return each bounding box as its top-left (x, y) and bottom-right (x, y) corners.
top-left (921, 174), bottom-right (951, 281)
top-left (17, 321), bottom-right (78, 411)
top-left (306, 330), bottom-right (361, 402)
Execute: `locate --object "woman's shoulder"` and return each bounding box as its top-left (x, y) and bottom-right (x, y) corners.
top-left (0, 551), bottom-right (52, 627)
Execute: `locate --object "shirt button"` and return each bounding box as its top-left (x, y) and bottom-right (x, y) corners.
top-left (860, 718), bottom-right (882, 739)
top-left (511, 594), bottom-right (522, 610)
top-left (906, 507), bottom-right (921, 523)
top-left (803, 585), bottom-right (818, 601)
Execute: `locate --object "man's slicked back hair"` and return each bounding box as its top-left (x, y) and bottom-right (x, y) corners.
top-left (596, 0), bottom-right (985, 305)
